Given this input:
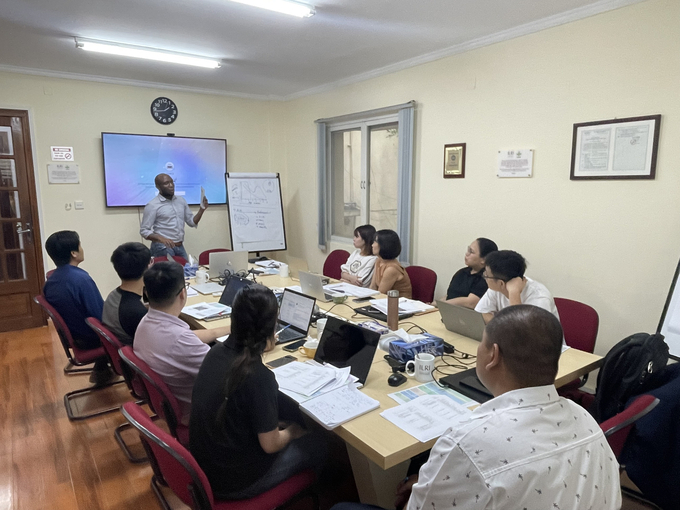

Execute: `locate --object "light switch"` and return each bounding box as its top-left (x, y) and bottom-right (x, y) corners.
top-left (74, 200), bottom-right (84, 210)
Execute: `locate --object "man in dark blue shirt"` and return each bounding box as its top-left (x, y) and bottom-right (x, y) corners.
top-left (43, 230), bottom-right (113, 384)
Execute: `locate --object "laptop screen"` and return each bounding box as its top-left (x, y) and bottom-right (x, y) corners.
top-left (278, 289), bottom-right (315, 331)
top-left (219, 276), bottom-right (254, 307)
top-left (314, 317), bottom-right (379, 384)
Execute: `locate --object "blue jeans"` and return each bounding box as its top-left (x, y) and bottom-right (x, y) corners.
top-left (150, 242), bottom-right (188, 261)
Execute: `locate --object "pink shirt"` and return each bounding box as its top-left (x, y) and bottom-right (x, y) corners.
top-left (133, 308), bottom-right (210, 421)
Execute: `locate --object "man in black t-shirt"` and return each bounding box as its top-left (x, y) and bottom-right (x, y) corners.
top-left (103, 242), bottom-right (151, 345)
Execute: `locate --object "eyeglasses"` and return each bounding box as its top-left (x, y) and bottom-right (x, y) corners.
top-left (482, 273), bottom-right (506, 282)
top-left (176, 281), bottom-right (190, 296)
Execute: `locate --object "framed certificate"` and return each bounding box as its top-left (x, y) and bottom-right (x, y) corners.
top-left (443, 143), bottom-right (466, 179)
top-left (570, 115), bottom-right (661, 180)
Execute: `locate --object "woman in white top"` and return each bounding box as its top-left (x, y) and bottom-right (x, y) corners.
top-left (340, 224), bottom-right (377, 288)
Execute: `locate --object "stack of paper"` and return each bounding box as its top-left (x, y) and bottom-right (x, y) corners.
top-left (300, 384), bottom-right (380, 430)
top-left (380, 395), bottom-right (471, 442)
top-left (323, 282), bottom-right (379, 298)
top-left (181, 302), bottom-right (230, 320)
top-left (273, 362), bottom-right (357, 401)
top-left (369, 297), bottom-right (435, 314)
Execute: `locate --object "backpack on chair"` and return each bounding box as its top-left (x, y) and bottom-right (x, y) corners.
top-left (593, 332), bottom-right (669, 423)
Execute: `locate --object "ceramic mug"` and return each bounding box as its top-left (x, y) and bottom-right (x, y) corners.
top-left (299, 339), bottom-right (319, 358)
top-left (405, 353), bottom-right (435, 383)
top-left (279, 263), bottom-right (289, 278)
top-left (195, 270), bottom-right (209, 284)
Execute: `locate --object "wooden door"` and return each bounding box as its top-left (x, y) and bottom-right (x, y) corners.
top-left (0, 109), bottom-right (45, 332)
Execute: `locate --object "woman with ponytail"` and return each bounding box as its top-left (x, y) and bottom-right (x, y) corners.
top-left (189, 285), bottom-right (326, 499)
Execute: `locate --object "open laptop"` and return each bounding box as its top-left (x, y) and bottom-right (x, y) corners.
top-left (218, 275), bottom-right (255, 307)
top-left (314, 316), bottom-right (380, 385)
top-left (299, 271), bottom-right (338, 302)
top-left (276, 288), bottom-right (316, 344)
top-left (209, 251), bottom-right (249, 278)
top-left (436, 300), bottom-right (486, 341)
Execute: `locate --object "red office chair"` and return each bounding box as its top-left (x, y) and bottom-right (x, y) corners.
top-left (600, 394), bottom-right (659, 459)
top-left (405, 265), bottom-right (437, 303)
top-left (45, 269), bottom-right (55, 279)
top-left (555, 298), bottom-right (599, 396)
top-left (119, 346), bottom-right (188, 445)
top-left (199, 248), bottom-right (231, 266)
top-left (33, 295), bottom-right (124, 420)
top-left (86, 318), bottom-right (148, 463)
top-left (121, 402), bottom-right (318, 510)
top-left (152, 255), bottom-right (188, 266)
top-left (322, 249), bottom-right (350, 280)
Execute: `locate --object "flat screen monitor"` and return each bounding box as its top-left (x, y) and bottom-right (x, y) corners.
top-left (102, 132), bottom-right (227, 207)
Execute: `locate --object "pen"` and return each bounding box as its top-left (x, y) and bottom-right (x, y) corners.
top-left (276, 325), bottom-right (291, 335)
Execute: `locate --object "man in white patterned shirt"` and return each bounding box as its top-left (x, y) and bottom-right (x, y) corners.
top-left (332, 305), bottom-right (621, 510)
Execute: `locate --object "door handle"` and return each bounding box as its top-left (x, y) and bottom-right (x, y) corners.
top-left (16, 222), bottom-right (31, 235)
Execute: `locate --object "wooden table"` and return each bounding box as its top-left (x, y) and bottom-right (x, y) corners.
top-left (184, 272), bottom-right (603, 508)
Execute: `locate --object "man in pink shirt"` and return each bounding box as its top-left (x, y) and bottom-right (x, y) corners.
top-left (134, 262), bottom-right (229, 422)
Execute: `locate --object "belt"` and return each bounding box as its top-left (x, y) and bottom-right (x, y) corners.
top-left (174, 242), bottom-right (183, 247)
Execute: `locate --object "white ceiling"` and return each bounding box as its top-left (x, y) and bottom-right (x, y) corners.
top-left (0, 0), bottom-right (641, 100)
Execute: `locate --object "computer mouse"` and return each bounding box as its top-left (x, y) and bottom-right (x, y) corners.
top-left (387, 372), bottom-right (407, 387)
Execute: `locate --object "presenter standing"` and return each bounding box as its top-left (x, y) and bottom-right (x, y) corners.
top-left (140, 173), bottom-right (208, 259)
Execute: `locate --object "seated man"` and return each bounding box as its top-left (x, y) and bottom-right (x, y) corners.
top-left (333, 305), bottom-right (621, 510)
top-left (43, 230), bottom-right (113, 384)
top-left (102, 242), bottom-right (151, 345)
top-left (475, 249), bottom-right (559, 323)
top-left (133, 261), bottom-right (229, 423)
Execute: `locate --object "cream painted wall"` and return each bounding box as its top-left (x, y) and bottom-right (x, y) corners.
top-left (0, 71), bottom-right (274, 293)
top-left (277, 0), bottom-right (680, 356)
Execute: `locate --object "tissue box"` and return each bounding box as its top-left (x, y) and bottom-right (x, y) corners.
top-left (389, 333), bottom-right (444, 362)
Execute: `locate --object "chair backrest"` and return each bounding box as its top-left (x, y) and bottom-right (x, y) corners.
top-left (119, 346), bottom-right (183, 439)
top-left (46, 269), bottom-right (55, 279)
top-left (600, 394), bottom-right (659, 458)
top-left (152, 255), bottom-right (188, 266)
top-left (322, 249), bottom-right (350, 280)
top-left (86, 317), bottom-right (145, 399)
top-left (554, 297), bottom-right (599, 353)
top-left (34, 294), bottom-right (78, 361)
top-left (121, 402), bottom-right (214, 509)
top-left (405, 265), bottom-right (437, 303)
top-left (198, 248), bottom-right (230, 266)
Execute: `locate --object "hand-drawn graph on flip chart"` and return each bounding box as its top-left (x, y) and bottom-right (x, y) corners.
top-left (226, 173), bottom-right (287, 253)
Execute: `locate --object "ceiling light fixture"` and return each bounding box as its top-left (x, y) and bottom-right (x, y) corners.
top-left (229, 0), bottom-right (315, 18)
top-left (75, 38), bottom-right (222, 69)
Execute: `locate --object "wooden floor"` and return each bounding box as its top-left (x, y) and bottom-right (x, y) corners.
top-left (0, 322), bottom-right (659, 510)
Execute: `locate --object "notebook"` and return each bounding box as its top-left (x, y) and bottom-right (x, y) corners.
top-left (314, 316), bottom-right (380, 385)
top-left (276, 288), bottom-right (316, 344)
top-left (299, 384), bottom-right (380, 430)
top-left (209, 251), bottom-right (249, 278)
top-left (299, 271), bottom-right (338, 302)
top-left (436, 300), bottom-right (486, 341)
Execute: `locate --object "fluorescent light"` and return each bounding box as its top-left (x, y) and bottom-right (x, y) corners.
top-left (230, 0), bottom-right (315, 18)
top-left (75, 38), bottom-right (222, 69)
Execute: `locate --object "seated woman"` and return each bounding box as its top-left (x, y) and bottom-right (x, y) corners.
top-left (370, 229), bottom-right (412, 299)
top-left (340, 224), bottom-right (377, 288)
top-left (445, 237), bottom-right (498, 309)
top-left (189, 286), bottom-right (326, 499)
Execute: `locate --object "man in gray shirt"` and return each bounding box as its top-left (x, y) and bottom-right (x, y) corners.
top-left (140, 173), bottom-right (209, 259)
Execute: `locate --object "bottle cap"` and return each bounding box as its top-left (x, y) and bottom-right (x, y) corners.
top-left (387, 290), bottom-right (399, 298)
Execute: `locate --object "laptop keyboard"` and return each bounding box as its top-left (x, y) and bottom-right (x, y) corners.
top-left (277, 327), bottom-right (300, 342)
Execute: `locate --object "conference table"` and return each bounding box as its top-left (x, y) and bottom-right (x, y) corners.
top-left (182, 270), bottom-right (602, 508)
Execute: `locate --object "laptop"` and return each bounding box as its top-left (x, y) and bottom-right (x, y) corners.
top-left (440, 367), bottom-right (493, 403)
top-left (209, 251), bottom-right (249, 278)
top-left (218, 275), bottom-right (255, 307)
top-left (276, 288), bottom-right (316, 344)
top-left (299, 271), bottom-right (338, 302)
top-left (314, 316), bottom-right (380, 385)
top-left (436, 300), bottom-right (486, 341)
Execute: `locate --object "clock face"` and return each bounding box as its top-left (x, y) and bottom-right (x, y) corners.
top-left (151, 97), bottom-right (178, 124)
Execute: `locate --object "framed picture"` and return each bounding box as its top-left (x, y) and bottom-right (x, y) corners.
top-left (444, 143), bottom-right (466, 179)
top-left (0, 126), bottom-right (14, 156)
top-left (570, 114), bottom-right (661, 180)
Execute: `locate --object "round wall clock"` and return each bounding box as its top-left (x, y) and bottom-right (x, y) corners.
top-left (151, 97), bottom-right (178, 124)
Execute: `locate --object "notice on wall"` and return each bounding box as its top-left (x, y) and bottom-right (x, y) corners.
top-left (48, 163), bottom-right (80, 184)
top-left (497, 149), bottom-right (533, 178)
top-left (51, 146), bottom-right (74, 161)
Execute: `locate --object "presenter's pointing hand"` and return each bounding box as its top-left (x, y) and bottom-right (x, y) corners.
top-left (201, 196), bottom-right (209, 210)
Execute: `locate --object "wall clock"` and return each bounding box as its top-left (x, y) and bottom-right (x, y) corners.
top-left (151, 97), bottom-right (178, 124)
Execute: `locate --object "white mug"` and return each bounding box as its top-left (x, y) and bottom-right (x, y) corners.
top-left (195, 270), bottom-right (209, 284)
top-left (405, 353), bottom-right (435, 383)
top-left (279, 263), bottom-right (289, 278)
top-left (316, 318), bottom-right (327, 340)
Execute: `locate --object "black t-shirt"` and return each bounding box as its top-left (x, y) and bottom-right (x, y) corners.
top-left (189, 339), bottom-right (279, 496)
top-left (445, 267), bottom-right (488, 300)
top-left (102, 288), bottom-right (147, 345)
